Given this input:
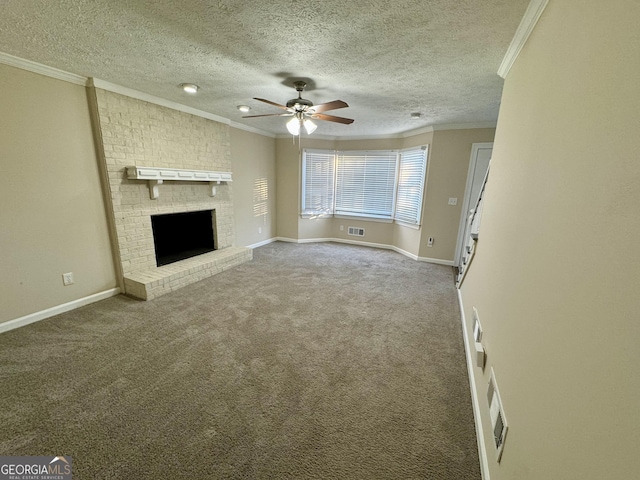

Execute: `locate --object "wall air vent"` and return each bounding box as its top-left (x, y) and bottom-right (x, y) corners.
top-left (347, 227), bottom-right (365, 237)
top-left (487, 368), bottom-right (508, 462)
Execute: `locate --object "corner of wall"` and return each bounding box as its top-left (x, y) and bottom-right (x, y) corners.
top-left (86, 84), bottom-right (125, 292)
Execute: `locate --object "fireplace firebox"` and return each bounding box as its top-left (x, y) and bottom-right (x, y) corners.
top-left (151, 210), bottom-right (216, 266)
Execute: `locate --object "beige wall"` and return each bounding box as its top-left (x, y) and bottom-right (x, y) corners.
top-left (459, 1), bottom-right (640, 478)
top-left (275, 138), bottom-right (304, 240)
top-left (394, 131), bottom-right (436, 255)
top-left (275, 128), bottom-right (496, 261)
top-left (230, 127), bottom-right (277, 247)
top-left (0, 60), bottom-right (492, 321)
top-left (0, 65), bottom-right (276, 324)
top-left (418, 128), bottom-right (495, 260)
top-left (0, 65), bottom-right (117, 324)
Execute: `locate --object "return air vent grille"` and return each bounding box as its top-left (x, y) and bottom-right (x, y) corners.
top-left (347, 227), bottom-right (365, 237)
top-left (487, 368), bottom-right (508, 462)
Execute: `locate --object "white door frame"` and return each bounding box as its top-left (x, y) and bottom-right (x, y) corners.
top-left (454, 142), bottom-right (493, 266)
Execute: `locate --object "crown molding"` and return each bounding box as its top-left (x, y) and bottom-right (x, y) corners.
top-left (498, 0), bottom-right (549, 79)
top-left (0, 51), bottom-right (87, 85)
top-left (274, 122), bottom-right (495, 141)
top-left (0, 53), bottom-right (275, 137)
top-left (228, 121), bottom-right (276, 138)
top-left (90, 78), bottom-right (232, 124)
top-left (432, 121), bottom-right (497, 131)
top-left (274, 126), bottom-right (434, 141)
top-left (90, 78), bottom-right (278, 138)
top-left (399, 126), bottom-right (435, 138)
top-left (1, 51), bottom-right (497, 140)
top-left (335, 125), bottom-right (436, 141)
top-left (275, 132), bottom-right (402, 141)
top-left (281, 133), bottom-right (393, 141)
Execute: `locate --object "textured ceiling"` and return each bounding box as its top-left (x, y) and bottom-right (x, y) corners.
top-left (0, 0), bottom-right (530, 137)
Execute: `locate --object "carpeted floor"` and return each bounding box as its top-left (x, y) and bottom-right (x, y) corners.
top-left (0, 242), bottom-right (480, 479)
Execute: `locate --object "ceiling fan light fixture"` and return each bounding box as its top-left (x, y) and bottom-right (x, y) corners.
top-left (303, 118), bottom-right (317, 135)
top-left (245, 82), bottom-right (353, 134)
top-left (286, 117), bottom-right (301, 136)
top-left (237, 105), bottom-right (251, 112)
top-left (180, 83), bottom-right (199, 94)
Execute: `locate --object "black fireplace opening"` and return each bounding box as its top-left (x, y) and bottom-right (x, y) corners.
top-left (151, 209), bottom-right (216, 266)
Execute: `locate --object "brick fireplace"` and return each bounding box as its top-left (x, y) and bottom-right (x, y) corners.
top-left (151, 209), bottom-right (217, 266)
top-left (89, 85), bottom-right (251, 300)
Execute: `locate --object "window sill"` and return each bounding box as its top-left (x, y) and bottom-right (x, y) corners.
top-left (300, 213), bottom-right (421, 227)
top-left (334, 214), bottom-right (393, 224)
top-left (300, 213), bottom-right (333, 219)
top-left (395, 220), bottom-right (421, 230)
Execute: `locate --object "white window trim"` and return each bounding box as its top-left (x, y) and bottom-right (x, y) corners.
top-left (394, 219), bottom-right (421, 230)
top-left (334, 150), bottom-right (399, 220)
top-left (300, 147), bottom-right (428, 225)
top-left (394, 145), bottom-right (428, 226)
top-left (301, 149), bottom-right (336, 216)
top-left (299, 213), bottom-right (334, 219)
top-left (334, 214), bottom-right (394, 224)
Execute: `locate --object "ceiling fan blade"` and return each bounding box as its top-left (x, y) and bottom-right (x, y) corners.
top-left (253, 98), bottom-right (292, 111)
top-left (308, 100), bottom-right (349, 113)
top-left (242, 113), bottom-right (293, 118)
top-left (310, 112), bottom-right (354, 125)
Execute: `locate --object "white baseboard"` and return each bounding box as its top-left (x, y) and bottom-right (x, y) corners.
top-left (0, 288), bottom-right (121, 334)
top-left (417, 256), bottom-right (455, 266)
top-left (296, 237), bottom-right (337, 244)
top-left (246, 238), bottom-right (278, 249)
top-left (457, 289), bottom-right (490, 480)
top-left (277, 236), bottom-right (399, 254)
top-left (274, 236), bottom-right (299, 243)
top-left (273, 237), bottom-right (453, 266)
top-left (391, 245), bottom-right (419, 260)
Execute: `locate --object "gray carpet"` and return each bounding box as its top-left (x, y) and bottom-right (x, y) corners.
top-left (0, 242), bottom-right (480, 479)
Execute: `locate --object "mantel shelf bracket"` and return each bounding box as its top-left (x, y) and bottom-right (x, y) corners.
top-left (149, 179), bottom-right (163, 199)
top-left (209, 180), bottom-right (221, 197)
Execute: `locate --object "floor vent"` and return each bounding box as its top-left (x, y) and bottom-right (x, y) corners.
top-left (347, 227), bottom-right (365, 237)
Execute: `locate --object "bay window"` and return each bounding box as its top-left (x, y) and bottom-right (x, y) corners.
top-left (301, 146), bottom-right (428, 225)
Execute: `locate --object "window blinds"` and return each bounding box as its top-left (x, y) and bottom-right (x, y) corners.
top-left (301, 149), bottom-right (335, 215)
top-left (335, 151), bottom-right (398, 219)
top-left (395, 147), bottom-right (427, 224)
top-left (301, 147), bottom-right (427, 224)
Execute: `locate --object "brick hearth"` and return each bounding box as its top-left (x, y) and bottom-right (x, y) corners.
top-left (123, 246), bottom-right (252, 300)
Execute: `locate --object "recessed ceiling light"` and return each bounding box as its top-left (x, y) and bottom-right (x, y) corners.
top-left (180, 83), bottom-right (199, 94)
top-left (237, 105), bottom-right (251, 113)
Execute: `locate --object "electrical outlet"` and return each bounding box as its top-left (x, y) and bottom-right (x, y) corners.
top-left (340, 225), bottom-right (344, 231)
top-left (448, 197), bottom-right (458, 205)
top-left (427, 237), bottom-right (434, 247)
top-left (258, 227), bottom-right (262, 234)
top-left (62, 272), bottom-right (74, 286)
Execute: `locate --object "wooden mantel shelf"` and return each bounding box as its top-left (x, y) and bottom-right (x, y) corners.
top-left (126, 166), bottom-right (232, 199)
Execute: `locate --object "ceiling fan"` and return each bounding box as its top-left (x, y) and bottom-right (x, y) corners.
top-left (243, 81), bottom-right (354, 135)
